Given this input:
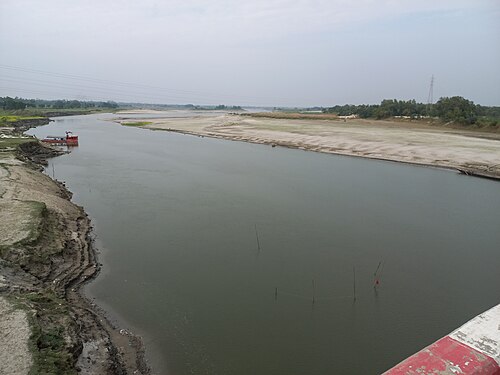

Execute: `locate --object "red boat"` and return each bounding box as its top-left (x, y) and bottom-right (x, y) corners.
top-left (42, 131), bottom-right (79, 146)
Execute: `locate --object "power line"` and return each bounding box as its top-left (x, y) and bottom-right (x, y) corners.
top-left (0, 63), bottom-right (218, 96)
top-left (0, 76), bottom-right (232, 103)
top-left (0, 63), bottom-right (283, 105)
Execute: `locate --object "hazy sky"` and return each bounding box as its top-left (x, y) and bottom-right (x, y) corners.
top-left (1, 0), bottom-right (499, 107)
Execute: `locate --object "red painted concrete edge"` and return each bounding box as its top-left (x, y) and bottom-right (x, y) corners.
top-left (383, 336), bottom-right (500, 375)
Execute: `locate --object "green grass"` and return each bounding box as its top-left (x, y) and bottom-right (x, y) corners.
top-left (122, 121), bottom-right (152, 127)
top-left (0, 107), bottom-right (118, 118)
top-left (6, 291), bottom-right (75, 375)
top-left (477, 116), bottom-right (499, 128)
top-left (0, 115), bottom-right (45, 122)
top-left (24, 292), bottom-right (76, 375)
top-left (0, 115), bottom-right (46, 127)
top-left (0, 137), bottom-right (34, 150)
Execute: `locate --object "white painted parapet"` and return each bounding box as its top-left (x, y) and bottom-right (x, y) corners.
top-left (384, 303), bottom-right (500, 374)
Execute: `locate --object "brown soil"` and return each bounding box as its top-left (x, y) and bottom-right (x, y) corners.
top-left (6, 118), bottom-right (53, 133)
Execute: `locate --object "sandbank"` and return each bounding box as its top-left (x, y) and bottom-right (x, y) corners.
top-left (115, 112), bottom-right (500, 180)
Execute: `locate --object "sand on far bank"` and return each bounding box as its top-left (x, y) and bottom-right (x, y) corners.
top-left (115, 112), bottom-right (500, 179)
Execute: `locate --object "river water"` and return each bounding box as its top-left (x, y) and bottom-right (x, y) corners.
top-left (29, 113), bottom-right (500, 374)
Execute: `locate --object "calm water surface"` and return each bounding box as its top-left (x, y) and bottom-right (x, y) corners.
top-left (29, 114), bottom-right (500, 374)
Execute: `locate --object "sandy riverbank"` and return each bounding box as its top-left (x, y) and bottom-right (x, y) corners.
top-left (0, 134), bottom-right (150, 374)
top-left (115, 112), bottom-right (500, 180)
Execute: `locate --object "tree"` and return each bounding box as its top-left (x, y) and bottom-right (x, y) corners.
top-left (434, 96), bottom-right (477, 125)
top-left (1, 96), bottom-right (26, 110)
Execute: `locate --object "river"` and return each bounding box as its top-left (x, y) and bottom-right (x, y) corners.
top-left (28, 113), bottom-right (500, 374)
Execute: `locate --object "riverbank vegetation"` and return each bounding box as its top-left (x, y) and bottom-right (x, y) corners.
top-left (184, 104), bottom-right (243, 110)
top-left (0, 141), bottom-right (78, 373)
top-left (322, 96), bottom-right (500, 128)
top-left (122, 121), bottom-right (152, 127)
top-left (0, 136), bottom-right (35, 150)
top-left (0, 97), bottom-right (123, 131)
top-left (3, 95), bottom-right (499, 130)
top-left (1, 96), bottom-right (118, 111)
top-left (0, 133), bottom-right (148, 373)
top-left (0, 115), bottom-right (48, 132)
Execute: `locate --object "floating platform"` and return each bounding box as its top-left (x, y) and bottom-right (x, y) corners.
top-left (42, 131), bottom-right (78, 146)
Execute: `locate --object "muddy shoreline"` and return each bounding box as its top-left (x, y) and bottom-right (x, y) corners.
top-left (1, 117), bottom-right (151, 373)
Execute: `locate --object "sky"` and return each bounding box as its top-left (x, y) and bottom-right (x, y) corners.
top-left (0, 0), bottom-right (499, 107)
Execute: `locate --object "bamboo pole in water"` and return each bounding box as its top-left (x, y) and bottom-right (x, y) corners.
top-left (254, 224), bottom-right (261, 252)
top-left (353, 266), bottom-right (357, 302)
top-left (312, 279), bottom-right (316, 304)
top-left (374, 260), bottom-right (383, 288)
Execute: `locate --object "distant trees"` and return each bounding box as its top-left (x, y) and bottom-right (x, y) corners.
top-left (214, 104), bottom-right (242, 110)
top-left (373, 99), bottom-right (428, 119)
top-left (325, 99), bottom-right (428, 119)
top-left (1, 96), bottom-right (29, 110)
top-left (0, 97), bottom-right (119, 110)
top-left (477, 104), bottom-right (500, 118)
top-left (434, 96), bottom-right (477, 124)
top-left (476, 104), bottom-right (500, 127)
top-left (2, 95), bottom-right (498, 127)
top-left (324, 96), bottom-right (499, 126)
top-left (191, 104), bottom-right (242, 110)
top-left (50, 99), bottom-right (117, 109)
top-left (323, 104), bottom-right (378, 118)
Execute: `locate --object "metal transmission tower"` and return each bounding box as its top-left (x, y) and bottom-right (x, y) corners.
top-left (427, 75), bottom-right (434, 117)
top-left (427, 75), bottom-right (434, 105)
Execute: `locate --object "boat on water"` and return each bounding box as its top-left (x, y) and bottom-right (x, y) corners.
top-left (42, 131), bottom-right (79, 146)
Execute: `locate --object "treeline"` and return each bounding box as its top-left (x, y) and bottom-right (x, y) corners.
top-left (2, 95), bottom-right (498, 127)
top-left (323, 97), bottom-right (500, 126)
top-left (1, 96), bottom-right (245, 112)
top-left (0, 96), bottom-right (118, 110)
top-left (184, 104), bottom-right (243, 110)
